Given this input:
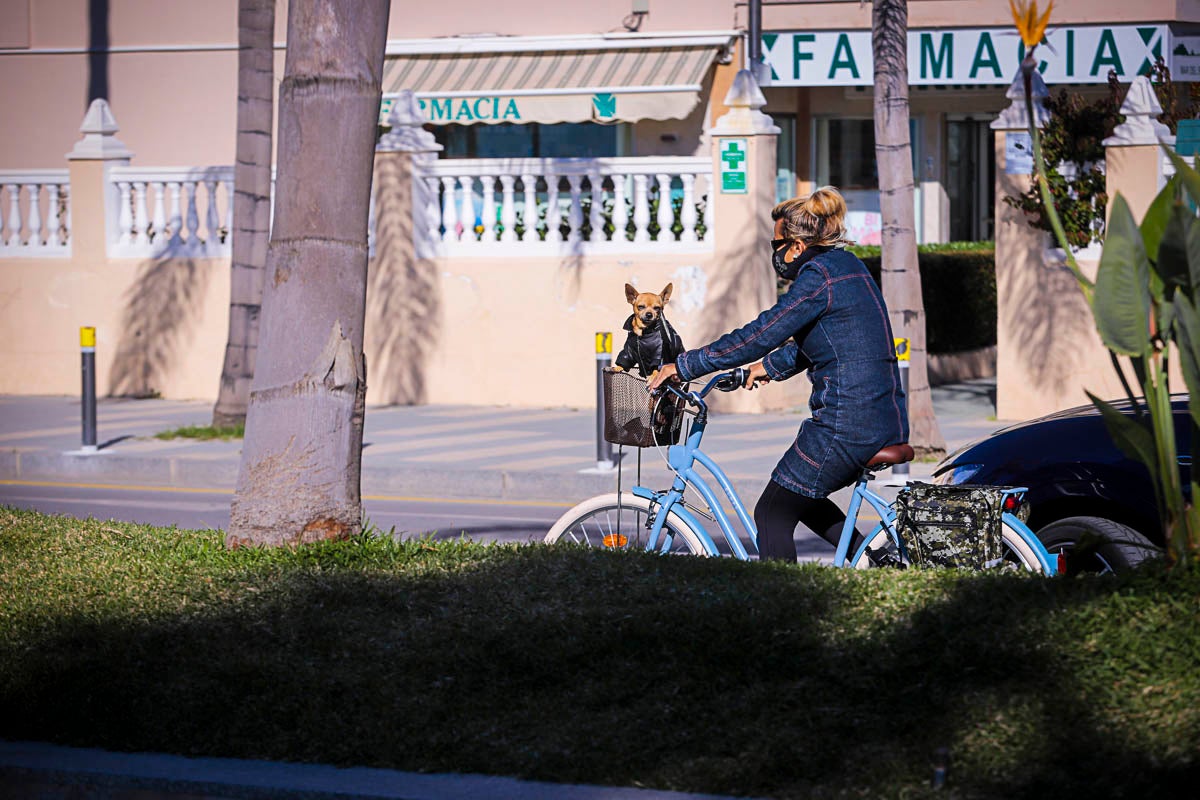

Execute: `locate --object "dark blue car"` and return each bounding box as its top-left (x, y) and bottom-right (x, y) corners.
top-left (931, 397), bottom-right (1189, 574)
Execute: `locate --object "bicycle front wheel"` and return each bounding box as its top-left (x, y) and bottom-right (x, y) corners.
top-left (849, 518), bottom-right (1050, 574)
top-left (545, 492), bottom-right (710, 555)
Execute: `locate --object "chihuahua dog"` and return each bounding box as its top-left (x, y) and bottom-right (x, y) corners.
top-left (614, 282), bottom-right (684, 381)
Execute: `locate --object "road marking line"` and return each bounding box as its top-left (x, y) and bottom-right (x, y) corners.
top-left (364, 429), bottom-right (528, 455)
top-left (417, 439), bottom-right (589, 463)
top-left (0, 479), bottom-right (574, 508)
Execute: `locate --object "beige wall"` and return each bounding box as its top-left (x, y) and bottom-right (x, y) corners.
top-left (0, 247), bottom-right (808, 410)
top-left (0, 254), bottom-right (230, 400)
top-left (384, 0), bottom-right (734, 38)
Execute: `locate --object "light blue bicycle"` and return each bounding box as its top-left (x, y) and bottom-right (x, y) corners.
top-left (546, 368), bottom-right (1059, 575)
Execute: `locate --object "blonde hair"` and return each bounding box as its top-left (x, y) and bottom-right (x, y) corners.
top-left (771, 186), bottom-right (853, 248)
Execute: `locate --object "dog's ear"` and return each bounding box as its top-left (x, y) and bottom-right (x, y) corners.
top-left (625, 283), bottom-right (639, 304)
top-left (660, 283), bottom-right (673, 304)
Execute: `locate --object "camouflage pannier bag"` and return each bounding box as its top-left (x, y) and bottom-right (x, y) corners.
top-left (893, 483), bottom-right (1008, 569)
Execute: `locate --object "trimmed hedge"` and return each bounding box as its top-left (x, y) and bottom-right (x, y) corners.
top-left (851, 242), bottom-right (996, 354)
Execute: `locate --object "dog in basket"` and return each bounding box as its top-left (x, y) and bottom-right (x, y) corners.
top-left (613, 283), bottom-right (685, 445)
top-left (613, 282), bottom-right (684, 381)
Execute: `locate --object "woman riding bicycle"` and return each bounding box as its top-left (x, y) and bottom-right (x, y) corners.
top-left (648, 187), bottom-right (908, 562)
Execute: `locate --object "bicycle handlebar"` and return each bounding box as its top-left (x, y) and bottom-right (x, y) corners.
top-left (655, 367), bottom-right (747, 409)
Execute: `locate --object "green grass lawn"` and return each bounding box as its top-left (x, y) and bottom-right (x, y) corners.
top-left (155, 423), bottom-right (245, 441)
top-left (1, 506), bottom-right (1198, 799)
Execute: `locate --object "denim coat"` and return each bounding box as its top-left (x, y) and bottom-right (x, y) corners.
top-left (675, 247), bottom-right (908, 497)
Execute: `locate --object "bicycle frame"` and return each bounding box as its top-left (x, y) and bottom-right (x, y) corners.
top-left (626, 372), bottom-right (1058, 575)
top-left (631, 408), bottom-right (757, 560)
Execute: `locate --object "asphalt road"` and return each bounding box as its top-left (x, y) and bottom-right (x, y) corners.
top-left (0, 478), bottom-right (847, 562)
top-left (0, 480), bottom-right (568, 546)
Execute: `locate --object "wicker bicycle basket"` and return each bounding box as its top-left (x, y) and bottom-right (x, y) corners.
top-left (602, 368), bottom-right (686, 448)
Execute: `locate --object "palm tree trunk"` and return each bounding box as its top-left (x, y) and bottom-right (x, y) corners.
top-left (227, 0), bottom-right (390, 547)
top-left (872, 0), bottom-right (946, 458)
top-left (212, 0), bottom-right (275, 428)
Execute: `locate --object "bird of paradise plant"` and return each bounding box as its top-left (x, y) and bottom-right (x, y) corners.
top-left (1012, 0), bottom-right (1200, 568)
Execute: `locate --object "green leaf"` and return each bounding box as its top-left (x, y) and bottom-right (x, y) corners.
top-left (1095, 194), bottom-right (1153, 356)
top-left (1156, 203), bottom-right (1193, 290)
top-left (1165, 148), bottom-right (1200, 209)
top-left (1172, 291), bottom-right (1200, 431)
top-left (1140, 176), bottom-right (1177, 260)
top-left (1087, 391), bottom-right (1161, 488)
top-left (1186, 219), bottom-right (1200, 298)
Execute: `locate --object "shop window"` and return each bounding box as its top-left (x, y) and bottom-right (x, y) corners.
top-left (826, 119), bottom-right (878, 190)
top-left (775, 113), bottom-right (797, 203)
top-left (430, 122), bottom-right (625, 159)
top-left (815, 117), bottom-right (924, 245)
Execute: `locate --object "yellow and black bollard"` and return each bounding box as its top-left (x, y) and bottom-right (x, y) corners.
top-left (892, 336), bottom-right (911, 483)
top-left (595, 331), bottom-right (614, 470)
top-left (80, 326), bottom-right (98, 453)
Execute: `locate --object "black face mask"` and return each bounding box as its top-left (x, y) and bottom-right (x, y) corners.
top-left (772, 238), bottom-right (800, 281)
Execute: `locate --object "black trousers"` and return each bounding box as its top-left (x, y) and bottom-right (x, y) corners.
top-left (753, 479), bottom-right (865, 562)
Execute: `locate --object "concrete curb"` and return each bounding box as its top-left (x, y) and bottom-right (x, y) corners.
top-left (0, 449), bottom-right (239, 489)
top-left (0, 740), bottom-right (760, 800)
top-left (0, 447), bottom-right (928, 507)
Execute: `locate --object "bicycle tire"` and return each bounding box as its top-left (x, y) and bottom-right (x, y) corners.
top-left (545, 493), bottom-right (709, 555)
top-left (848, 518), bottom-right (1049, 574)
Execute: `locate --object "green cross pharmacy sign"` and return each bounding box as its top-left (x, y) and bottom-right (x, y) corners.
top-left (720, 138), bottom-right (747, 194)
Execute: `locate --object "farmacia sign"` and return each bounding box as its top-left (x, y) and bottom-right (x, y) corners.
top-left (762, 25), bottom-right (1169, 86)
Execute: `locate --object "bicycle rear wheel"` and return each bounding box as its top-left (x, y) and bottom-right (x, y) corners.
top-left (849, 519), bottom-right (1049, 573)
top-left (545, 493), bottom-right (709, 555)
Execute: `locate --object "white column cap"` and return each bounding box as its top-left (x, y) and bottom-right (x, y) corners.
top-left (991, 69), bottom-right (1049, 132)
top-left (377, 90), bottom-right (444, 154)
top-left (67, 98), bottom-right (133, 161)
top-left (711, 69), bottom-right (780, 136)
top-left (1103, 75), bottom-right (1175, 147)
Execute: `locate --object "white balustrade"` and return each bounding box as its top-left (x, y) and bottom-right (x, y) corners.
top-left (499, 176), bottom-right (516, 243)
top-left (0, 172), bottom-right (71, 256)
top-left (415, 156), bottom-right (713, 255)
top-left (566, 174), bottom-right (584, 243)
top-left (588, 171), bottom-right (604, 241)
top-left (107, 166), bottom-right (233, 258)
top-left (545, 175), bottom-right (562, 243)
top-left (6, 157), bottom-right (712, 260)
top-left (480, 174), bottom-right (496, 242)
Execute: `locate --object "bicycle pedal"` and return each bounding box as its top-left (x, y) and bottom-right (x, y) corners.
top-left (867, 546), bottom-right (907, 569)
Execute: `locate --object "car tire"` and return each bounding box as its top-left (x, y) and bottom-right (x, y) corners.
top-left (1037, 516), bottom-right (1161, 575)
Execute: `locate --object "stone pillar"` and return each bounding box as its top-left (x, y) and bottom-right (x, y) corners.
top-left (991, 72), bottom-right (1125, 419)
top-left (992, 71), bottom-right (1059, 420)
top-left (366, 90), bottom-right (444, 405)
top-left (65, 98), bottom-right (132, 262)
top-left (1103, 75), bottom-right (1175, 223)
top-left (700, 69), bottom-right (800, 413)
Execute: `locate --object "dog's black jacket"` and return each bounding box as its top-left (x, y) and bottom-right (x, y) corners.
top-left (615, 315), bottom-right (685, 375)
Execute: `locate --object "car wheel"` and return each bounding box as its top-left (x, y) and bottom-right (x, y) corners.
top-left (1037, 516), bottom-right (1161, 575)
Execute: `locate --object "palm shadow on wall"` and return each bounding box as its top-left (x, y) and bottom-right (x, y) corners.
top-left (1001, 247), bottom-right (1099, 396)
top-left (107, 253), bottom-right (210, 398)
top-left (367, 157), bottom-right (442, 405)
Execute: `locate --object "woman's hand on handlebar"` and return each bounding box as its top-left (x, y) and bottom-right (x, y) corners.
top-left (647, 363), bottom-right (679, 393)
top-left (743, 361), bottom-right (771, 390)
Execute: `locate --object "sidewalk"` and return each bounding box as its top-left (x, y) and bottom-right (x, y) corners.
top-left (0, 380), bottom-right (1004, 504)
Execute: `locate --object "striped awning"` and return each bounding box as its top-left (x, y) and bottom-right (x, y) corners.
top-left (381, 34), bottom-right (735, 126)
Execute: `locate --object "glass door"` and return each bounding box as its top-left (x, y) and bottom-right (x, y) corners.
top-left (946, 117), bottom-right (995, 242)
